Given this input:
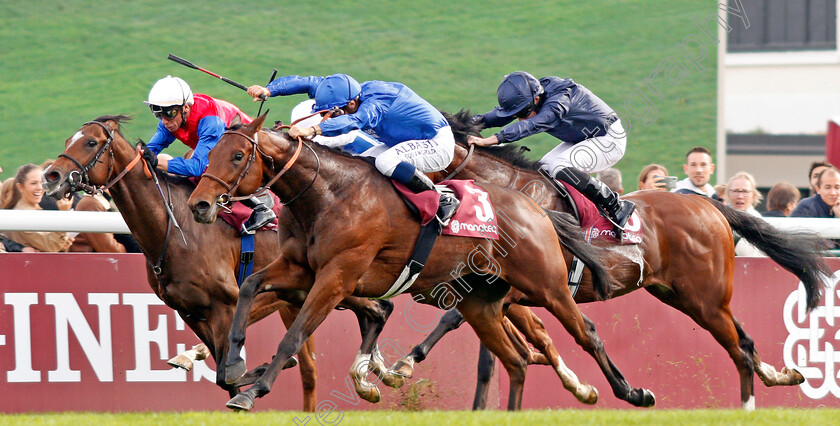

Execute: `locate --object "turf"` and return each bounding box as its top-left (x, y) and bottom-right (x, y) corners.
top-left (1, 408), bottom-right (834, 425)
top-left (0, 0), bottom-right (717, 187)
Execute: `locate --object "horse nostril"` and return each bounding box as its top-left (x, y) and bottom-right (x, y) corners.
top-left (195, 200), bottom-right (210, 214)
top-left (44, 170), bottom-right (60, 183)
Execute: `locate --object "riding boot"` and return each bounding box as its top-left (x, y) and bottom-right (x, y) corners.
top-left (404, 170), bottom-right (460, 227)
top-left (240, 193), bottom-right (277, 235)
top-left (554, 167), bottom-right (635, 229)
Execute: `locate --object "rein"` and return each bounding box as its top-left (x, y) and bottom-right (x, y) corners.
top-left (204, 127), bottom-right (317, 207)
top-left (443, 143), bottom-right (475, 181)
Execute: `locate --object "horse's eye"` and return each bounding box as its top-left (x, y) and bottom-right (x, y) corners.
top-left (234, 152), bottom-right (244, 161)
top-left (87, 139), bottom-right (98, 147)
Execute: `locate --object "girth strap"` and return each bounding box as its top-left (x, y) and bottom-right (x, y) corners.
top-left (375, 220), bottom-right (442, 299)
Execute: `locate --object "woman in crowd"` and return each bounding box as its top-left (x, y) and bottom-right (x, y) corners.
top-left (637, 164), bottom-right (669, 191)
top-left (2, 164), bottom-right (73, 252)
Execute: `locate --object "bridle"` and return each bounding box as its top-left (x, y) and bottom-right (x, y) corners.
top-left (57, 121), bottom-right (147, 195)
top-left (201, 127), bottom-right (318, 207)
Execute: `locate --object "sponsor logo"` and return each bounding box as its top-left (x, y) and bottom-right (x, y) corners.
top-left (784, 271), bottom-right (840, 399)
top-left (446, 219), bottom-right (498, 236)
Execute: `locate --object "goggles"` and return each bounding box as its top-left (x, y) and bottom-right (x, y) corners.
top-left (150, 104), bottom-right (182, 120)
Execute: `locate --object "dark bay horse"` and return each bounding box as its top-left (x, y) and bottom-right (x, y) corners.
top-left (41, 115), bottom-right (387, 410)
top-left (390, 110), bottom-right (831, 410)
top-left (187, 114), bottom-right (656, 411)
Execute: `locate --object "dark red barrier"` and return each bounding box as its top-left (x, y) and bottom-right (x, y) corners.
top-left (1, 254), bottom-right (838, 412)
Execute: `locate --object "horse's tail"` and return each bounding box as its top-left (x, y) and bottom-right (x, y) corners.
top-left (547, 210), bottom-right (611, 301)
top-left (708, 198), bottom-right (830, 311)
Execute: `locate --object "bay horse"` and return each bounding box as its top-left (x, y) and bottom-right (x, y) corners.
top-left (389, 110), bottom-right (831, 410)
top-left (41, 115), bottom-right (394, 410)
top-left (187, 113), bottom-right (656, 411)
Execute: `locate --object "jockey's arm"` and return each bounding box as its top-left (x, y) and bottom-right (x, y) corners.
top-left (248, 75), bottom-right (325, 102)
top-left (165, 116), bottom-right (224, 177)
top-left (147, 122), bottom-right (175, 155)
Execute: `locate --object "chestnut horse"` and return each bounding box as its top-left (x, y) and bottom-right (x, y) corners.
top-left (187, 114), bottom-right (656, 411)
top-left (390, 110), bottom-right (831, 410)
top-left (41, 115), bottom-right (393, 410)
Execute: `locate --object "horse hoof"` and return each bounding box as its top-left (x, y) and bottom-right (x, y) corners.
top-left (578, 385), bottom-right (598, 405)
top-left (226, 393), bottom-right (254, 411)
top-left (167, 354), bottom-right (193, 371)
top-left (283, 356), bottom-right (299, 370)
top-left (784, 367), bottom-right (805, 385)
top-left (359, 385), bottom-right (381, 404)
top-left (640, 389), bottom-right (656, 407)
top-left (224, 359), bottom-right (247, 385)
top-left (390, 357), bottom-right (415, 379)
top-left (382, 372), bottom-right (406, 389)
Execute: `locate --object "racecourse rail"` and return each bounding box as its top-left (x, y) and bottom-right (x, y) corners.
top-left (2, 210), bottom-right (839, 238)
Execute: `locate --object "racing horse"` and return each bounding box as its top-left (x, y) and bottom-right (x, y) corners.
top-left (41, 115), bottom-right (394, 410)
top-left (389, 110), bottom-right (831, 410)
top-left (187, 113), bottom-right (656, 411)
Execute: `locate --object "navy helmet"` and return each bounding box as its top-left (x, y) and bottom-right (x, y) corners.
top-left (496, 71), bottom-right (544, 118)
top-left (312, 74), bottom-right (362, 112)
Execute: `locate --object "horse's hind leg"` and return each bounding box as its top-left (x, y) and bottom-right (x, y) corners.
top-left (645, 285), bottom-right (756, 410)
top-left (472, 343), bottom-right (496, 410)
top-left (733, 320), bottom-right (804, 387)
top-left (390, 308), bottom-right (466, 379)
top-left (505, 304), bottom-right (597, 404)
top-left (457, 297), bottom-right (528, 410)
top-left (341, 297), bottom-right (397, 402)
top-left (168, 343), bottom-right (211, 371)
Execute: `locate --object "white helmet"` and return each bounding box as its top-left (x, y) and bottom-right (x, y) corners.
top-left (144, 75), bottom-right (194, 107)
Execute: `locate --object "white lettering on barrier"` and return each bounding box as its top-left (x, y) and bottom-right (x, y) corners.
top-left (784, 271), bottom-right (840, 399)
top-left (2, 292), bottom-right (215, 384)
top-left (47, 293), bottom-right (118, 382)
top-left (5, 293), bottom-right (40, 383)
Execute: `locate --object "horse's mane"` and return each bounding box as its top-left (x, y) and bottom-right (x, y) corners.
top-left (441, 109), bottom-right (542, 171)
top-left (93, 114), bottom-right (133, 132)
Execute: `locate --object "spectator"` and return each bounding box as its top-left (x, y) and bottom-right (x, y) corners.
top-left (807, 160), bottom-right (831, 197)
top-left (637, 164), bottom-right (669, 191)
top-left (1, 164), bottom-right (73, 252)
top-left (763, 182), bottom-right (800, 217)
top-left (673, 146), bottom-right (720, 200)
top-left (597, 167), bottom-right (623, 195)
top-left (792, 167), bottom-right (840, 218)
top-left (68, 191), bottom-right (128, 253)
top-left (725, 172), bottom-right (762, 217)
top-left (714, 184), bottom-right (726, 201)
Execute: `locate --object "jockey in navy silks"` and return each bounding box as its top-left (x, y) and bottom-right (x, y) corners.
top-left (247, 74), bottom-right (459, 226)
top-left (469, 71), bottom-right (635, 229)
top-left (143, 76), bottom-right (276, 234)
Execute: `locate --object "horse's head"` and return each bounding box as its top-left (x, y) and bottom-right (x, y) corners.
top-left (42, 115), bottom-right (131, 199)
top-left (189, 113), bottom-right (269, 224)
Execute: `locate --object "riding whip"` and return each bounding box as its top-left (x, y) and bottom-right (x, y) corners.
top-left (167, 54), bottom-right (266, 101)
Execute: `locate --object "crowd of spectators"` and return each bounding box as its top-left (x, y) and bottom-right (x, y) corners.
top-left (1, 161), bottom-right (140, 253)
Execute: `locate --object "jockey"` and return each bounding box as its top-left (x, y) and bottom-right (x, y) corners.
top-left (247, 74), bottom-right (459, 226)
top-left (290, 99), bottom-right (385, 158)
top-left (143, 75), bottom-right (276, 234)
top-left (469, 71), bottom-right (635, 229)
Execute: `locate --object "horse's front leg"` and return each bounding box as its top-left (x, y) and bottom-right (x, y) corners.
top-left (390, 308), bottom-right (465, 379)
top-left (224, 255), bottom-right (310, 385)
top-left (340, 297), bottom-right (398, 401)
top-left (226, 255), bottom-right (367, 411)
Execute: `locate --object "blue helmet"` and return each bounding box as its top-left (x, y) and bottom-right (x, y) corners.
top-left (495, 71), bottom-right (544, 118)
top-left (312, 74), bottom-right (362, 112)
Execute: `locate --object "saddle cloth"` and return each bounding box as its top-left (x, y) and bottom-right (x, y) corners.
top-left (560, 181), bottom-right (642, 245)
top-left (186, 177), bottom-right (281, 232)
top-left (392, 179), bottom-right (500, 240)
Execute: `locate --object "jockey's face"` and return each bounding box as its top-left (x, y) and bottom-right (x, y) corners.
top-left (160, 104), bottom-right (190, 132)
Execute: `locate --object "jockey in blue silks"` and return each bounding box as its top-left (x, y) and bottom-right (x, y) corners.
top-left (247, 74), bottom-right (459, 226)
top-left (469, 71), bottom-right (635, 229)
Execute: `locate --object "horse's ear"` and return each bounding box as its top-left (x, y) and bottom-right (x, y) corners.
top-left (230, 114), bottom-right (243, 127)
top-left (248, 113), bottom-right (268, 135)
top-left (104, 120), bottom-right (118, 132)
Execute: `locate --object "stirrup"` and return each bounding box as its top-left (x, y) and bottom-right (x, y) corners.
top-left (435, 186), bottom-right (460, 227)
top-left (603, 199), bottom-right (636, 230)
top-left (241, 209), bottom-right (277, 235)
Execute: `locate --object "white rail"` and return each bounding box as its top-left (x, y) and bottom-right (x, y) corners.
top-left (0, 210), bottom-right (839, 238)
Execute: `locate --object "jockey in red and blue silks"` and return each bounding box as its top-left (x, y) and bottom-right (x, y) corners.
top-left (143, 75), bottom-right (275, 234)
top-left (247, 73), bottom-right (459, 227)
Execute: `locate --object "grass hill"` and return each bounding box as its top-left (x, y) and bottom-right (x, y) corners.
top-left (0, 0), bottom-right (718, 188)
